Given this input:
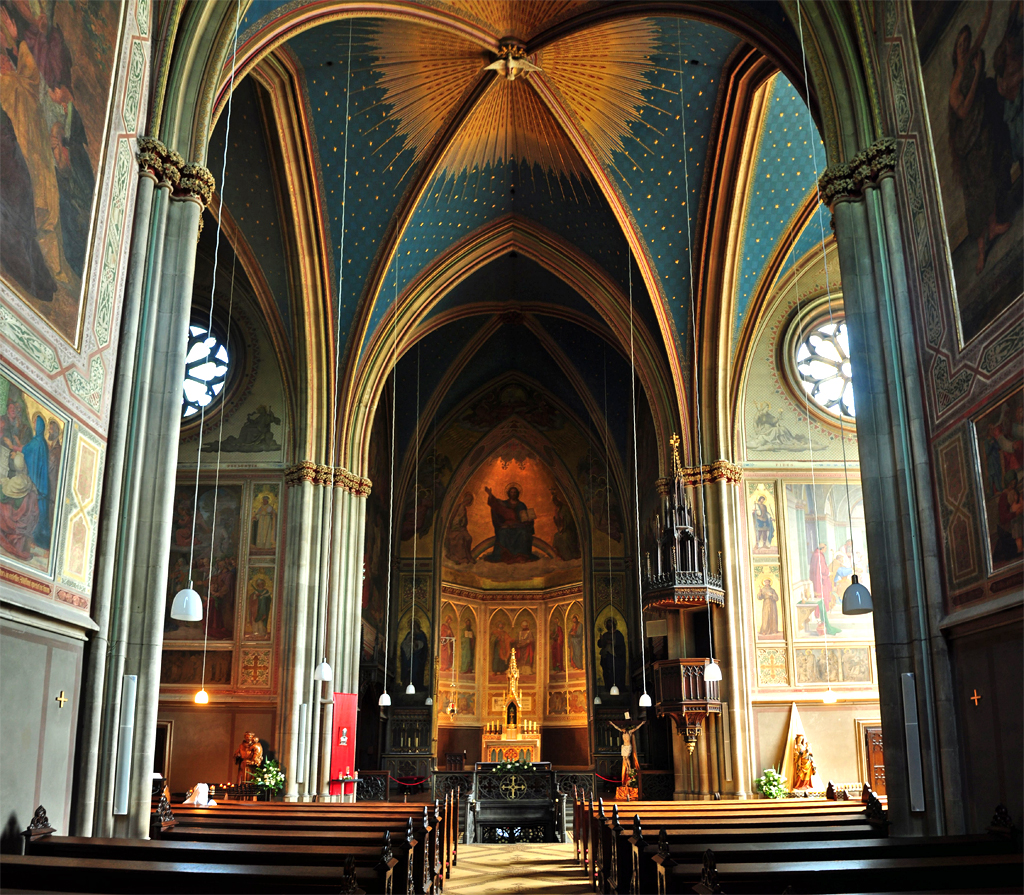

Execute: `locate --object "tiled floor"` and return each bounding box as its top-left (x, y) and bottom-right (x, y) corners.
top-left (445, 842), bottom-right (592, 894)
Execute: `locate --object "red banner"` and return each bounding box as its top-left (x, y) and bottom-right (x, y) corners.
top-left (329, 692), bottom-right (358, 796)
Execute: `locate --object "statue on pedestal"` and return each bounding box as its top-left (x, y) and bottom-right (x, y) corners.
top-left (791, 734), bottom-right (816, 790)
top-left (234, 731), bottom-right (263, 785)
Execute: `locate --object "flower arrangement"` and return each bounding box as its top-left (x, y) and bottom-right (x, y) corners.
top-left (754, 767), bottom-right (788, 799)
top-left (490, 758), bottom-right (532, 774)
top-left (249, 758), bottom-right (285, 793)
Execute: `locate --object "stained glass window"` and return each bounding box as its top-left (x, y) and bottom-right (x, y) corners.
top-left (795, 320), bottom-right (855, 419)
top-left (182, 324), bottom-right (229, 418)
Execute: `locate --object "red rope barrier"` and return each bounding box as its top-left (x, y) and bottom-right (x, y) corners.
top-left (388, 774), bottom-right (429, 786)
top-left (595, 773), bottom-right (627, 783)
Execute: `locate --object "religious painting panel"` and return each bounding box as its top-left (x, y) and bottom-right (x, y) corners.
top-left (242, 566), bottom-right (274, 641)
top-left (567, 689), bottom-right (588, 715)
top-left (566, 600), bottom-right (586, 676)
top-left (577, 451), bottom-right (625, 557)
top-left (457, 605), bottom-right (477, 679)
top-left (594, 605), bottom-right (628, 693)
top-left (438, 601), bottom-right (457, 676)
top-left (594, 573), bottom-right (624, 611)
top-left (249, 484), bottom-right (279, 554)
top-left (752, 562), bottom-right (785, 641)
top-left (488, 608), bottom-right (513, 682)
top-left (361, 414), bottom-right (390, 649)
top-left (913, 0), bottom-right (1024, 344)
top-left (0, 0), bottom-right (122, 341)
top-left (400, 447), bottom-right (452, 555)
top-left (441, 443), bottom-right (584, 589)
top-left (511, 608), bottom-right (537, 679)
top-left (160, 649), bottom-right (233, 686)
top-left (395, 606), bottom-right (431, 693)
top-left (60, 428), bottom-right (101, 588)
top-left (783, 483), bottom-right (874, 643)
top-left (747, 482), bottom-right (780, 556)
top-left (0, 370), bottom-right (68, 576)
top-left (548, 690), bottom-right (568, 715)
top-left (756, 646), bottom-right (789, 686)
top-left (548, 604), bottom-right (567, 680)
top-left (237, 648), bottom-right (271, 689)
top-left (164, 484), bottom-right (242, 642)
top-left (971, 387), bottom-right (1024, 571)
top-left (794, 646), bottom-right (873, 684)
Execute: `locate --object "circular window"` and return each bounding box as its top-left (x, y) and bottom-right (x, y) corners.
top-left (182, 324), bottom-right (230, 419)
top-left (794, 318), bottom-right (855, 420)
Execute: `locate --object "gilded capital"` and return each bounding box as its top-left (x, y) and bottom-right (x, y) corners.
top-left (334, 466), bottom-right (372, 497)
top-left (178, 163), bottom-right (216, 207)
top-left (136, 135), bottom-right (167, 178)
top-left (818, 137), bottom-right (897, 206)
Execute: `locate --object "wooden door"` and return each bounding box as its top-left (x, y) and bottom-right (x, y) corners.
top-left (865, 726), bottom-right (886, 796)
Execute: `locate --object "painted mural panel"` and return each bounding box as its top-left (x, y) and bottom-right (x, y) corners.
top-left (0, 370), bottom-right (66, 574)
top-left (511, 608), bottom-right (537, 679)
top-left (549, 604), bottom-right (566, 677)
top-left (567, 601), bottom-right (585, 674)
top-left (794, 646), bottom-right (873, 684)
top-left (756, 646), bottom-right (789, 686)
top-left (752, 562), bottom-right (784, 640)
top-left (165, 484), bottom-right (242, 641)
top-left (395, 606), bottom-right (430, 693)
top-left (577, 451), bottom-right (624, 556)
top-left (160, 649), bottom-right (233, 686)
top-left (441, 441), bottom-right (584, 589)
top-left (783, 483), bottom-right (874, 643)
top-left (0, 0), bottom-right (122, 341)
top-left (361, 415), bottom-right (389, 654)
top-left (594, 605), bottom-right (627, 693)
top-left (250, 484), bottom-right (279, 553)
top-left (439, 602), bottom-right (456, 674)
top-left (914, 0), bottom-right (1023, 343)
top-left (972, 387), bottom-right (1023, 570)
top-left (488, 608), bottom-right (513, 681)
top-left (458, 606), bottom-right (476, 677)
top-left (748, 482), bottom-right (780, 556)
top-left (243, 566), bottom-right (273, 641)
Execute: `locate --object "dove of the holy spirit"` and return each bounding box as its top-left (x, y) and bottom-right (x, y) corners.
top-left (484, 56), bottom-right (542, 81)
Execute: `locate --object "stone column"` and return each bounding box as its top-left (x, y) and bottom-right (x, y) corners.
top-left (87, 143), bottom-right (213, 839)
top-left (820, 139), bottom-right (956, 835)
top-left (73, 141), bottom-right (158, 836)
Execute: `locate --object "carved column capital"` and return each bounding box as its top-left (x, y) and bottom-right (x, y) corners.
top-left (177, 163), bottom-right (216, 207)
top-left (136, 136), bottom-right (167, 179)
top-left (818, 137), bottom-right (898, 206)
top-left (334, 466), bottom-right (372, 497)
top-left (285, 461), bottom-right (318, 487)
top-left (655, 477), bottom-right (674, 496)
top-left (677, 460), bottom-right (743, 486)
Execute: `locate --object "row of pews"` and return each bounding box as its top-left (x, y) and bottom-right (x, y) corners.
top-left (571, 787), bottom-right (1023, 894)
top-left (2, 789), bottom-right (462, 894)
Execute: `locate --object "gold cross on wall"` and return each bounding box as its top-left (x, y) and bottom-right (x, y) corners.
top-left (970, 689), bottom-right (981, 706)
top-left (55, 690), bottom-right (68, 708)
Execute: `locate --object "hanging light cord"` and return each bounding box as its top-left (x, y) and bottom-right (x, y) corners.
top-left (382, 262), bottom-right (399, 696)
top-left (627, 248), bottom-right (649, 698)
top-left (184, 0), bottom-right (241, 590)
top-left (676, 26), bottom-right (716, 669)
top-left (797, 0), bottom-right (860, 583)
top-left (603, 350), bottom-right (616, 685)
top-left (409, 345), bottom-right (421, 690)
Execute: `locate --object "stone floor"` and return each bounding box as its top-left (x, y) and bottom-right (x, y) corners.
top-left (445, 842), bottom-right (592, 894)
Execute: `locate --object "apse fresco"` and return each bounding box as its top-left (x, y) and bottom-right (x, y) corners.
top-left (972, 388), bottom-right (1024, 571)
top-left (0, 0), bottom-right (121, 341)
top-left (783, 483), bottom-right (874, 642)
top-left (441, 443), bottom-right (583, 589)
top-left (164, 484), bottom-right (242, 642)
top-left (0, 371), bottom-right (67, 575)
top-left (914, 0), bottom-right (1024, 343)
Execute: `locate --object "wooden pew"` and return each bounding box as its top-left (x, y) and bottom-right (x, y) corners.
top-left (659, 845), bottom-right (1024, 894)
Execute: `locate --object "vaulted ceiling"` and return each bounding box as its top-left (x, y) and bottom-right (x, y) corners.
top-left (202, 0), bottom-right (826, 476)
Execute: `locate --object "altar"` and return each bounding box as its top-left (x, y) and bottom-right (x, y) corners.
top-left (481, 648), bottom-right (542, 762)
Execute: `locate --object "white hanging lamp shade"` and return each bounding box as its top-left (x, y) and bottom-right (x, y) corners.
top-left (638, 692), bottom-right (652, 708)
top-left (608, 685), bottom-right (620, 696)
top-left (171, 585), bottom-right (203, 622)
top-left (194, 689), bottom-right (209, 705)
top-left (704, 661), bottom-right (723, 683)
top-left (842, 575), bottom-right (873, 615)
top-left (822, 688), bottom-right (839, 704)
top-left (313, 658), bottom-right (333, 682)
top-left (425, 695), bottom-right (433, 706)
top-left (379, 691), bottom-right (392, 707)
top-left (593, 694), bottom-right (602, 705)
top-left (405, 682), bottom-right (416, 695)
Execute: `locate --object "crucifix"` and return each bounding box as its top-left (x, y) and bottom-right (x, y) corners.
top-left (55, 690), bottom-right (68, 708)
top-left (970, 689), bottom-right (982, 706)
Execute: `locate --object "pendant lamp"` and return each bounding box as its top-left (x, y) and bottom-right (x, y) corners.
top-left (593, 695), bottom-right (602, 705)
top-left (314, 658), bottom-right (333, 682)
top-left (171, 584), bottom-right (203, 621)
top-left (609, 685), bottom-right (620, 697)
top-left (379, 692), bottom-right (392, 707)
top-left (638, 692), bottom-right (652, 708)
top-left (822, 688), bottom-right (839, 705)
top-left (194, 689), bottom-right (209, 705)
top-left (405, 682), bottom-right (416, 695)
top-left (704, 660), bottom-right (723, 683)
top-left (842, 575), bottom-right (873, 615)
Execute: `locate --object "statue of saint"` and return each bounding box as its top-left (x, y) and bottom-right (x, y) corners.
top-left (609, 713), bottom-right (647, 785)
top-left (791, 733), bottom-right (816, 790)
top-left (234, 731), bottom-right (264, 785)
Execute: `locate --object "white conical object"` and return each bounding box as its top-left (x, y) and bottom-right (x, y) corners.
top-left (609, 685), bottom-right (620, 696)
top-left (378, 691), bottom-right (392, 707)
top-left (638, 692), bottom-right (652, 708)
top-left (313, 659), bottom-right (333, 681)
top-left (593, 695), bottom-right (602, 705)
top-left (171, 586), bottom-right (203, 622)
top-left (405, 682), bottom-right (416, 695)
top-left (704, 661), bottom-right (723, 682)
top-left (842, 575), bottom-right (873, 615)
top-left (194, 689), bottom-right (209, 705)
top-left (822, 688), bottom-right (839, 704)
top-left (425, 696), bottom-right (433, 706)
